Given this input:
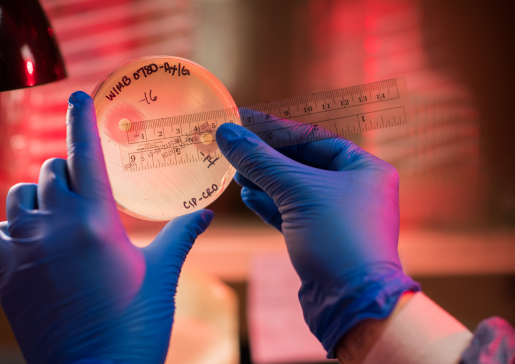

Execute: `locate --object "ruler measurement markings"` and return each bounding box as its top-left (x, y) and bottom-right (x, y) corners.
top-left (258, 106), bottom-right (404, 135)
top-left (118, 78), bottom-right (410, 172)
top-left (124, 106), bottom-right (405, 155)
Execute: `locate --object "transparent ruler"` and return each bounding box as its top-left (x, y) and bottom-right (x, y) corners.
top-left (118, 77), bottom-right (413, 172)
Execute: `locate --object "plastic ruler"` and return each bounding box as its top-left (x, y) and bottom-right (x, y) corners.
top-left (118, 77), bottom-right (413, 172)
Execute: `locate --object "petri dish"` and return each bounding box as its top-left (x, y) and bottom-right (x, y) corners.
top-left (91, 56), bottom-right (240, 220)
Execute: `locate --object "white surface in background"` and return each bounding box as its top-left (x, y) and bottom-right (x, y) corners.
top-left (247, 254), bottom-right (336, 364)
top-left (167, 268), bottom-right (239, 364)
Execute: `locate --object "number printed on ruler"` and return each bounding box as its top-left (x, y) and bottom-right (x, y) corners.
top-left (118, 77), bottom-right (413, 172)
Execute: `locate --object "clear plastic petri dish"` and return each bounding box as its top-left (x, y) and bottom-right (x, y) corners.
top-left (91, 56), bottom-right (240, 220)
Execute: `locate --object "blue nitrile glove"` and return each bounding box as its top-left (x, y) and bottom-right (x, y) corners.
top-left (216, 123), bottom-right (420, 358)
top-left (0, 91), bottom-right (213, 364)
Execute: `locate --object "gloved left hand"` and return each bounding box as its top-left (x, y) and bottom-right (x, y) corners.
top-left (0, 91), bottom-right (213, 364)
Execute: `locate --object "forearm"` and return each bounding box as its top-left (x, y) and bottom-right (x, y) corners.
top-left (336, 292), bottom-right (473, 364)
top-left (336, 291), bottom-right (415, 363)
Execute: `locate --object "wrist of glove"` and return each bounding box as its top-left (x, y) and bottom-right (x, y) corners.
top-left (300, 262), bottom-right (420, 358)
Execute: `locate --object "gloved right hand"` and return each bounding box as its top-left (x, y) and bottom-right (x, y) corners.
top-left (216, 123), bottom-right (420, 358)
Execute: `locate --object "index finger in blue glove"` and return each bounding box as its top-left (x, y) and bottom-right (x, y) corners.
top-left (250, 117), bottom-right (380, 172)
top-left (216, 123), bottom-right (302, 198)
top-left (66, 91), bottom-right (113, 201)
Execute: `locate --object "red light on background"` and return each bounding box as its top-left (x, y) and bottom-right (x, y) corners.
top-left (364, 35), bottom-right (381, 54)
top-left (26, 60), bottom-right (34, 75)
top-left (26, 60), bottom-right (35, 86)
top-left (363, 57), bottom-right (380, 75)
top-left (364, 15), bottom-right (378, 31)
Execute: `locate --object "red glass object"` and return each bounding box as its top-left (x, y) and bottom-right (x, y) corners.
top-left (0, 0), bottom-right (67, 92)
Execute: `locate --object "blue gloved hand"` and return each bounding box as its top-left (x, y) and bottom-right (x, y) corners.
top-left (216, 123), bottom-right (420, 358)
top-left (0, 92), bottom-right (213, 364)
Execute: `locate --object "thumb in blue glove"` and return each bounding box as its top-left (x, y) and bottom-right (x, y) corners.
top-left (0, 91), bottom-right (214, 364)
top-left (216, 122), bottom-right (420, 358)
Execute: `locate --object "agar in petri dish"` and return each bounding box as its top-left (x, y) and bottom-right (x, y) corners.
top-left (91, 56), bottom-right (240, 220)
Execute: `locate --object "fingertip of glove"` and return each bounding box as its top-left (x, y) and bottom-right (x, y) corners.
top-left (216, 122), bottom-right (241, 135)
top-left (241, 186), bottom-right (256, 201)
top-left (67, 91), bottom-right (94, 125)
top-left (216, 123), bottom-right (238, 152)
top-left (203, 209), bottom-right (215, 224)
top-left (241, 187), bottom-right (271, 213)
top-left (216, 123), bottom-right (259, 153)
top-left (234, 172), bottom-right (254, 188)
top-left (241, 188), bottom-right (261, 210)
top-left (68, 91), bottom-right (92, 107)
top-left (194, 209), bottom-right (215, 232)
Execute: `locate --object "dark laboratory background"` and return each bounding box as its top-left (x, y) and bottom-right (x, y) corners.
top-left (0, 0), bottom-right (514, 363)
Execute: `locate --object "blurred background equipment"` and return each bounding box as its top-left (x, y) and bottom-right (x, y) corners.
top-left (0, 0), bottom-right (513, 363)
top-left (164, 267), bottom-right (239, 364)
top-left (0, 0), bottom-right (67, 92)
